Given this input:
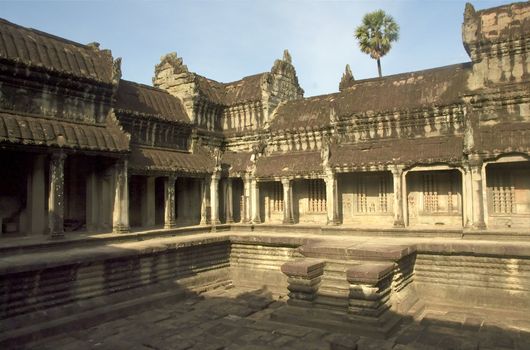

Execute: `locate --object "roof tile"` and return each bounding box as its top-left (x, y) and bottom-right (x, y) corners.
top-left (0, 112), bottom-right (129, 152)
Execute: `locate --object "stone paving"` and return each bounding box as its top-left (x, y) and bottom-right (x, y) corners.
top-left (23, 286), bottom-right (530, 350)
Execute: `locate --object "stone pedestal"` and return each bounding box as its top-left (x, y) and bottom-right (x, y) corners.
top-left (48, 152), bottom-right (66, 238)
top-left (281, 178), bottom-right (294, 224)
top-left (112, 159), bottom-right (130, 233)
top-left (164, 174), bottom-right (177, 229)
top-left (346, 262), bottom-right (401, 337)
top-left (325, 171), bottom-right (339, 225)
top-left (392, 167), bottom-right (405, 227)
top-left (281, 259), bottom-right (325, 304)
top-left (210, 172), bottom-right (221, 225)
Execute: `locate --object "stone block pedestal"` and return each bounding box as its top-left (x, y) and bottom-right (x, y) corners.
top-left (281, 259), bottom-right (325, 304)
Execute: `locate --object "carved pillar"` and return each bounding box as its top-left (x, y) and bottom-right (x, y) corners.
top-left (469, 156), bottom-right (486, 229)
top-left (210, 172), bottom-right (221, 225)
top-left (282, 178), bottom-right (294, 224)
top-left (164, 174), bottom-right (177, 229)
top-left (226, 178), bottom-right (234, 223)
top-left (200, 176), bottom-right (210, 225)
top-left (112, 159), bottom-right (130, 233)
top-left (392, 166), bottom-right (405, 227)
top-left (251, 177), bottom-right (261, 224)
top-left (243, 174), bottom-right (252, 223)
top-left (325, 171), bottom-right (339, 225)
top-left (48, 152), bottom-right (66, 238)
top-left (462, 167), bottom-right (473, 228)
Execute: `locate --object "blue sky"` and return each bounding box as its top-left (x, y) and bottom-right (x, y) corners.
top-left (0, 0), bottom-right (516, 96)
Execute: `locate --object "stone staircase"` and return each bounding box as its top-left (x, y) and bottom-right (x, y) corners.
top-left (313, 259), bottom-right (359, 310)
top-left (274, 241), bottom-right (422, 338)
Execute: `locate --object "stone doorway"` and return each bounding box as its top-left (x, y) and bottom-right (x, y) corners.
top-left (0, 151), bottom-right (46, 236)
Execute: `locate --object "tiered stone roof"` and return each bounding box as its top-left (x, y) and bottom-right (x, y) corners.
top-left (0, 18), bottom-right (115, 84)
top-left (115, 80), bottom-right (191, 123)
top-left (0, 111), bottom-right (129, 153)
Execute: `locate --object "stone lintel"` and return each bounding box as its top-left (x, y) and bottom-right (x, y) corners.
top-left (346, 262), bottom-right (395, 285)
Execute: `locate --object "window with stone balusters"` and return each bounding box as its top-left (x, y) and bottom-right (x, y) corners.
top-left (270, 182), bottom-right (284, 213)
top-left (354, 174), bottom-right (392, 214)
top-left (488, 169), bottom-right (516, 215)
top-left (420, 171), bottom-right (460, 214)
top-left (308, 179), bottom-right (326, 213)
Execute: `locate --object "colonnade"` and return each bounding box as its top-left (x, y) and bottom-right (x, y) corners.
top-left (40, 152), bottom-right (530, 237)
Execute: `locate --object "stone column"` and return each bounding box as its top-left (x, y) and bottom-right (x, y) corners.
top-left (210, 172), bottom-right (221, 225)
top-left (462, 168), bottom-right (472, 228)
top-left (200, 176), bottom-right (210, 225)
top-left (226, 178), bottom-right (234, 223)
top-left (164, 174), bottom-right (177, 229)
top-left (28, 155), bottom-right (46, 235)
top-left (392, 166), bottom-right (405, 227)
top-left (112, 159), bottom-right (130, 233)
top-left (325, 171), bottom-right (339, 225)
top-left (469, 156), bottom-right (486, 229)
top-left (402, 170), bottom-right (409, 227)
top-left (243, 174), bottom-right (252, 223)
top-left (48, 152), bottom-right (66, 238)
top-left (141, 176), bottom-right (156, 228)
top-left (282, 178), bottom-right (294, 224)
top-left (251, 177), bottom-right (261, 224)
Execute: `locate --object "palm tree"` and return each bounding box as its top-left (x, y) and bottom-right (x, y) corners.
top-left (354, 10), bottom-right (399, 78)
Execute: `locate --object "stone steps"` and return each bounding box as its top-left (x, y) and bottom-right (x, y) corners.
top-left (278, 242), bottom-right (420, 338)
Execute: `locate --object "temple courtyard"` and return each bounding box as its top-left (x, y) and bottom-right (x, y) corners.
top-left (2, 227), bottom-right (530, 349)
top-left (1, 1), bottom-right (530, 349)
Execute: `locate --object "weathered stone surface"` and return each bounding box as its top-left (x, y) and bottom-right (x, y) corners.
top-left (346, 262), bottom-right (394, 284)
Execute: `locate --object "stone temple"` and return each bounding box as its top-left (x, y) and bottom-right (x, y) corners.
top-left (1, 2), bottom-right (530, 349)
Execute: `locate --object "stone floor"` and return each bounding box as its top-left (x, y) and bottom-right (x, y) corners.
top-left (22, 286), bottom-right (530, 350)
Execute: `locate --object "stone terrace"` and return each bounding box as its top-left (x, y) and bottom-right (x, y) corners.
top-left (2, 226), bottom-right (530, 349)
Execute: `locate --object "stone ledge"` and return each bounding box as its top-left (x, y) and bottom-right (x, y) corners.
top-left (300, 242), bottom-right (416, 261)
top-left (281, 259), bottom-right (325, 278)
top-left (0, 235), bottom-right (231, 275)
top-left (416, 241), bottom-right (530, 258)
top-left (346, 262), bottom-right (395, 284)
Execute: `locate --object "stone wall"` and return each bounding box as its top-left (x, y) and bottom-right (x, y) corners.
top-left (415, 253), bottom-right (530, 311)
top-left (230, 241), bottom-right (302, 293)
top-left (0, 239), bottom-right (231, 322)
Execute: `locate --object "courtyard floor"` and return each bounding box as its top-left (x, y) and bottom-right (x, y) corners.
top-left (22, 286), bottom-right (530, 350)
